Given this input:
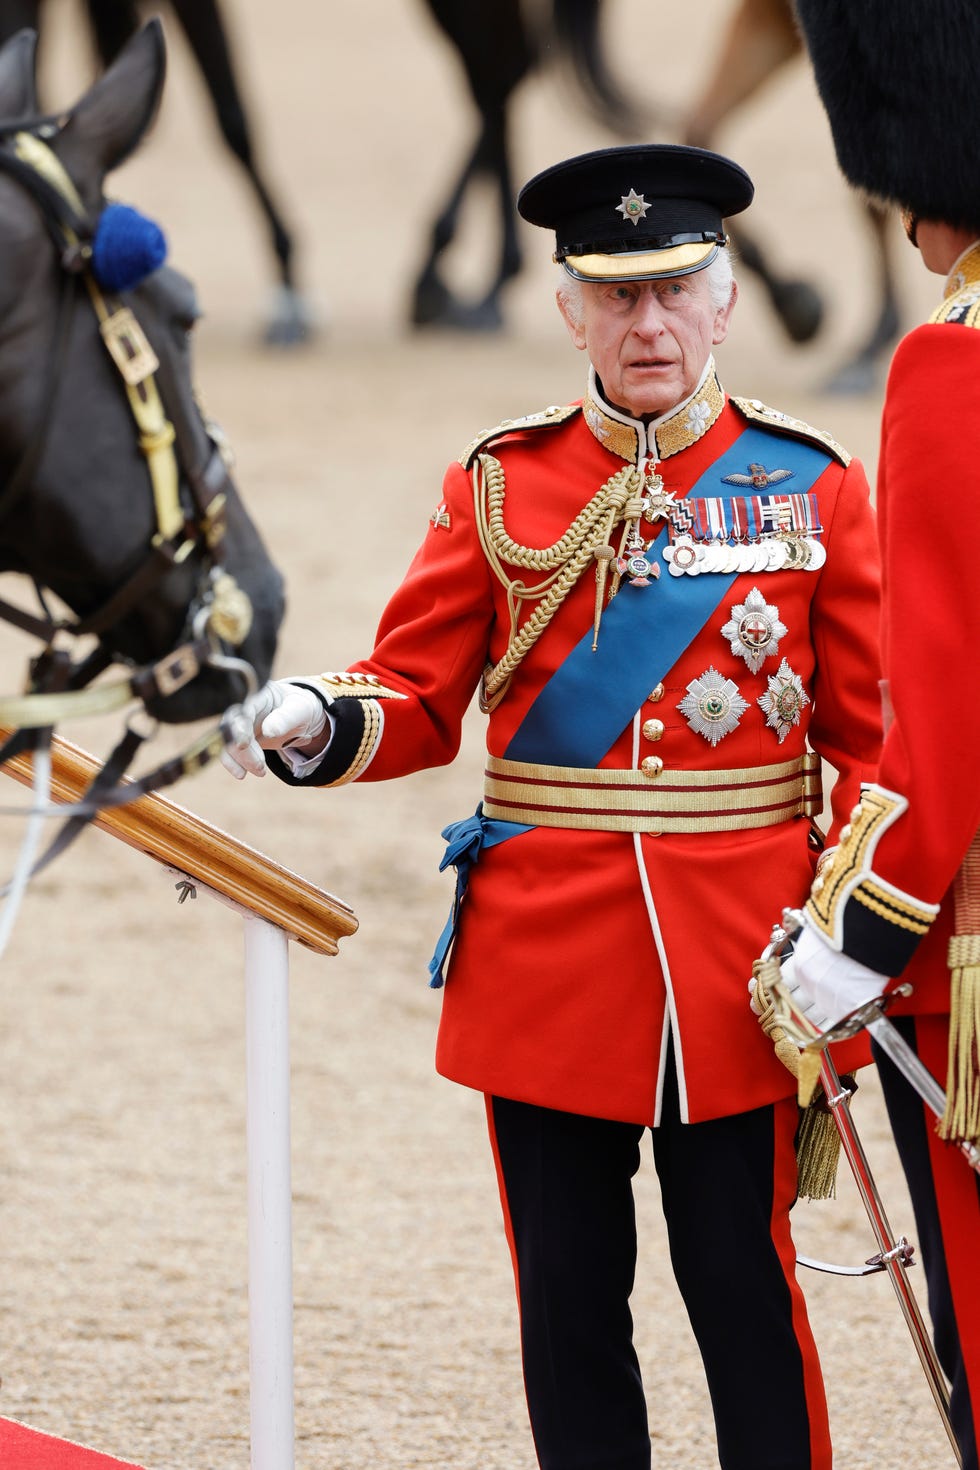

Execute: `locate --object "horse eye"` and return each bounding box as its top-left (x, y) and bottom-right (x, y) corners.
top-left (177, 307), bottom-right (201, 335)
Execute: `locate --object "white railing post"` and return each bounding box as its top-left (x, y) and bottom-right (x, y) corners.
top-left (0, 731), bottom-right (359, 1470)
top-left (243, 913), bottom-right (296, 1470)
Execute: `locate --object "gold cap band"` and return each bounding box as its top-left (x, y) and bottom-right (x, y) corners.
top-left (561, 239), bottom-right (719, 282)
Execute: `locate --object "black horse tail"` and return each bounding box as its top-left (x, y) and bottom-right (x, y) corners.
top-left (548, 0), bottom-right (650, 138)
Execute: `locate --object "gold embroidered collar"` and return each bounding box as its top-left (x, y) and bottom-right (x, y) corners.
top-left (942, 240), bottom-right (980, 300)
top-left (582, 360), bottom-right (725, 465)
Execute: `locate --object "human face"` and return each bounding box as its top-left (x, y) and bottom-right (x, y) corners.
top-left (913, 218), bottom-right (980, 277)
top-left (558, 270), bottom-right (737, 421)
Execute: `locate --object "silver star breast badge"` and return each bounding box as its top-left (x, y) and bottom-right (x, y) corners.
top-left (678, 667), bottom-right (749, 746)
top-left (616, 188), bottom-right (650, 226)
top-left (721, 587), bottom-right (788, 673)
top-left (758, 658), bottom-right (810, 742)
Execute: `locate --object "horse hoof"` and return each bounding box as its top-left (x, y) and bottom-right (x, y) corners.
top-left (263, 286), bottom-right (316, 347)
top-left (410, 274), bottom-right (456, 327)
top-left (821, 355), bottom-right (878, 396)
top-left (769, 280), bottom-right (824, 344)
top-left (446, 296), bottom-right (504, 332)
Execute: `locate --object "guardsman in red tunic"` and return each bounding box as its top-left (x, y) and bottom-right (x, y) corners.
top-left (770, 5), bottom-right (980, 1468)
top-left (224, 145), bottom-right (882, 1469)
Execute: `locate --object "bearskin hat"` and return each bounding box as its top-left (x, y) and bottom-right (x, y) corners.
top-left (794, 0), bottom-right (980, 232)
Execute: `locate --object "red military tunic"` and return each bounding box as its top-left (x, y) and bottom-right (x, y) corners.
top-left (800, 242), bottom-right (980, 1460)
top-left (283, 361), bottom-right (882, 1126)
top-left (804, 244), bottom-right (980, 1010)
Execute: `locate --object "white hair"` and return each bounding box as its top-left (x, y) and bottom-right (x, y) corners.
top-left (556, 246), bottom-right (736, 325)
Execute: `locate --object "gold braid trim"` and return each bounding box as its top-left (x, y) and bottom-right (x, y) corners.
top-left (805, 785), bottom-right (937, 947)
top-left (940, 831), bottom-right (980, 1146)
top-left (473, 453), bottom-right (646, 709)
top-left (751, 955), bottom-right (840, 1200)
top-left (930, 244), bottom-right (980, 328)
top-left (316, 701), bottom-right (383, 788)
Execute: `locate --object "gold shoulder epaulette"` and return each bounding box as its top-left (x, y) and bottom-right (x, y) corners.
top-left (458, 403), bottom-right (580, 468)
top-left (732, 396), bottom-right (851, 467)
top-left (929, 288), bottom-right (980, 329)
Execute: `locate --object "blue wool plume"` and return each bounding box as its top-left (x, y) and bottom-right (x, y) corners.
top-left (91, 202), bottom-right (167, 292)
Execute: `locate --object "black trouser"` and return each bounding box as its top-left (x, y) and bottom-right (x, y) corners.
top-left (486, 1052), bottom-right (828, 1470)
top-left (874, 1015), bottom-right (980, 1470)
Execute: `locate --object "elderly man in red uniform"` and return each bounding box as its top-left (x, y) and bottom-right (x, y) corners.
top-left (764, 6), bottom-right (980, 1469)
top-left (224, 144), bottom-right (881, 1469)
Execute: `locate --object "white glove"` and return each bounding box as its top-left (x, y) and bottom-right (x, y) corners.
top-left (221, 680), bottom-right (328, 780)
top-left (778, 918), bottom-right (889, 1033)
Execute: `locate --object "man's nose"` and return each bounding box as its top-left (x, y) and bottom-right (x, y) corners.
top-left (631, 292), bottom-right (667, 334)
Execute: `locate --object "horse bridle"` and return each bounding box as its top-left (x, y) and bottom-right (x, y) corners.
top-left (0, 124), bottom-right (256, 723)
top-left (0, 121), bottom-right (262, 876)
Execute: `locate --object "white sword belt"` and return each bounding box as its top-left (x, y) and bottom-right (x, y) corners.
top-left (482, 751), bottom-right (823, 835)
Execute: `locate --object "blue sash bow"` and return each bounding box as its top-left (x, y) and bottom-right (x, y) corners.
top-left (427, 806), bottom-right (529, 986)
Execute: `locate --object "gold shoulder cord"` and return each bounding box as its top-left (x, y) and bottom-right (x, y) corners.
top-left (473, 452), bottom-right (646, 710)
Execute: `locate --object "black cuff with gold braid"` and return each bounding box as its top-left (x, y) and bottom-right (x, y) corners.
top-left (266, 697), bottom-right (368, 788)
top-left (805, 784), bottom-right (939, 975)
top-left (265, 671), bottom-right (405, 788)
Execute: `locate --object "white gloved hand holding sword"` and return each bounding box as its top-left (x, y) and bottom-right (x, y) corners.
top-left (774, 916), bottom-right (890, 1034)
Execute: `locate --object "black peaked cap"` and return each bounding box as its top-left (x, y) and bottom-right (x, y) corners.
top-left (518, 144), bottom-right (753, 280)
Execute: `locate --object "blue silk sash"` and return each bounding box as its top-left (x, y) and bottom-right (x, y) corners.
top-left (428, 423), bottom-right (833, 985)
top-left (507, 426), bottom-right (832, 765)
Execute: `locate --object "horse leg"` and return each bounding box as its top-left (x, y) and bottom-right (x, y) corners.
top-left (412, 0), bottom-right (532, 330)
top-left (682, 0), bottom-right (823, 344)
top-left (167, 0), bottom-right (312, 345)
top-left (0, 0), bottom-right (42, 44)
top-left (83, 0), bottom-right (140, 63)
top-left (410, 132), bottom-right (485, 326)
top-left (466, 102), bottom-right (522, 330)
top-left (822, 201), bottom-right (903, 393)
top-left (411, 101), bottom-right (522, 332)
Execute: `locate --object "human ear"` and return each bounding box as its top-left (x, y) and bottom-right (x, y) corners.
top-left (712, 279), bottom-right (738, 347)
top-left (556, 288), bottom-right (588, 351)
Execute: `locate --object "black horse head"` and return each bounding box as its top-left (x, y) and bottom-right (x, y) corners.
top-left (0, 20), bottom-right (285, 722)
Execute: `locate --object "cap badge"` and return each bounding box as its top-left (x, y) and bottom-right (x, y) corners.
top-left (616, 188), bottom-right (650, 226)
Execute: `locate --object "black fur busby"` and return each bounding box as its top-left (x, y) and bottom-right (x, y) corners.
top-left (795, 0), bottom-right (980, 231)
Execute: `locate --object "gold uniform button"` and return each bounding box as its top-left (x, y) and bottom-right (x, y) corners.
top-left (640, 756), bottom-right (664, 779)
top-left (649, 682), bottom-right (665, 703)
top-left (642, 718), bottom-right (665, 742)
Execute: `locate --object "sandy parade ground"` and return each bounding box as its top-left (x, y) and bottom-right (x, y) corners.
top-left (0, 1), bottom-right (960, 1466)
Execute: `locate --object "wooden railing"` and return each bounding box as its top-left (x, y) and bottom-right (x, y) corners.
top-left (0, 727), bottom-right (358, 955)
